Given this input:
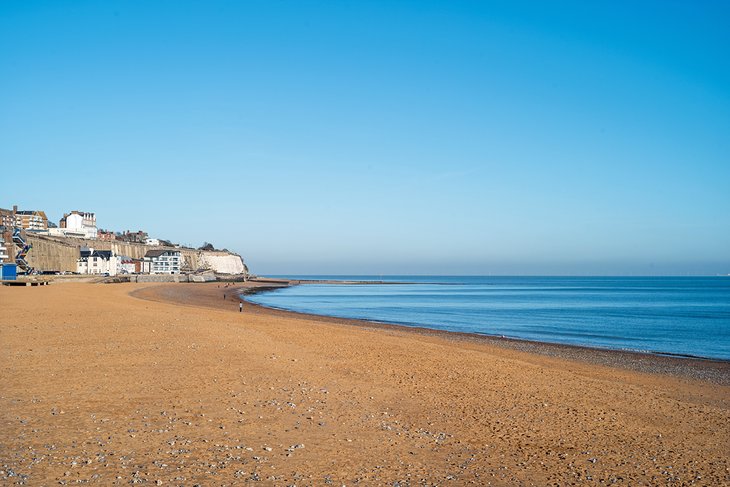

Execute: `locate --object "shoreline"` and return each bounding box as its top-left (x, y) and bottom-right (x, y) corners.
top-left (244, 277), bottom-right (730, 363)
top-left (3, 281), bottom-right (729, 484)
top-left (137, 279), bottom-right (730, 385)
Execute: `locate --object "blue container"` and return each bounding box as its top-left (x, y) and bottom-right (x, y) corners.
top-left (1, 263), bottom-right (17, 280)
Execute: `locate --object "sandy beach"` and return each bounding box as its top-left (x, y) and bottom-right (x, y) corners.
top-left (1, 282), bottom-right (728, 485)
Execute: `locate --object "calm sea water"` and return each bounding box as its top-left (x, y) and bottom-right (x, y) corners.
top-left (245, 276), bottom-right (730, 360)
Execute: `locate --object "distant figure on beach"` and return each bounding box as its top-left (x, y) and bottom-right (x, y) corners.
top-left (239, 302), bottom-right (243, 313)
top-left (223, 293), bottom-right (226, 300)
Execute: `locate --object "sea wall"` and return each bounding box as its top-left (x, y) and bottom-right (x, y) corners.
top-left (132, 272), bottom-right (217, 283)
top-left (21, 235), bottom-right (79, 272)
top-left (20, 234), bottom-right (246, 274)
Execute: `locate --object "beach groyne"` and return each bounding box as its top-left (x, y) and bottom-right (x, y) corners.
top-left (18, 234), bottom-right (246, 274)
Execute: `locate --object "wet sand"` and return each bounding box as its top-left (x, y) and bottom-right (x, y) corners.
top-left (1, 282), bottom-right (729, 485)
top-left (199, 280), bottom-right (730, 385)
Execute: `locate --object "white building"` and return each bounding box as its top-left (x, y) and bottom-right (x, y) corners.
top-left (143, 249), bottom-right (182, 274)
top-left (60, 211), bottom-right (98, 239)
top-left (0, 236), bottom-right (9, 262)
top-left (77, 248), bottom-right (118, 275)
top-left (145, 237), bottom-right (161, 246)
top-left (118, 256), bottom-right (139, 274)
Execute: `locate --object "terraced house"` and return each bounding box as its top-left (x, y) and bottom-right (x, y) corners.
top-left (77, 248), bottom-right (117, 276)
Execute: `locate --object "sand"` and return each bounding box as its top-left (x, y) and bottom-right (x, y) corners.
top-left (1, 282), bottom-right (728, 485)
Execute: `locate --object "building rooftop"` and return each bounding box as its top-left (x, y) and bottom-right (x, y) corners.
top-left (144, 249), bottom-right (180, 258)
top-left (79, 250), bottom-right (113, 260)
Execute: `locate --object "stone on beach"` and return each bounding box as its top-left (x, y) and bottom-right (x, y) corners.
top-left (0, 282), bottom-right (728, 485)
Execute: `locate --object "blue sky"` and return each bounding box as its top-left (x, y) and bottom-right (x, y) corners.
top-left (1, 1), bottom-right (728, 275)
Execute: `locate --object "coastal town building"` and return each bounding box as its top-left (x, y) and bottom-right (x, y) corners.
top-left (0, 209), bottom-right (14, 257)
top-left (13, 206), bottom-right (49, 231)
top-left (119, 256), bottom-right (142, 274)
top-left (120, 230), bottom-right (148, 244)
top-left (0, 236), bottom-right (9, 263)
top-left (97, 230), bottom-right (117, 242)
top-left (143, 249), bottom-right (182, 274)
top-left (77, 248), bottom-right (118, 276)
top-left (0, 207), bottom-right (15, 230)
top-left (145, 237), bottom-right (161, 246)
top-left (59, 211), bottom-right (97, 239)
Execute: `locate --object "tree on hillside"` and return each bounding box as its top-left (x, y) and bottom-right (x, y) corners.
top-left (198, 242), bottom-right (215, 251)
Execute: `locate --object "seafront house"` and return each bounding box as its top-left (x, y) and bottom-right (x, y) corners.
top-left (119, 256), bottom-right (142, 274)
top-left (57, 211), bottom-right (98, 239)
top-left (143, 249), bottom-right (182, 274)
top-left (77, 248), bottom-right (118, 276)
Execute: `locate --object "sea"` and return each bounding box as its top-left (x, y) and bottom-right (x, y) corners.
top-left (244, 276), bottom-right (730, 361)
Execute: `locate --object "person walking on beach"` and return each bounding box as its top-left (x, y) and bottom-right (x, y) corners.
top-left (239, 302), bottom-right (243, 313)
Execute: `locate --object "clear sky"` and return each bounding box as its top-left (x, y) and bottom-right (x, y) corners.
top-left (1, 1), bottom-right (728, 275)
